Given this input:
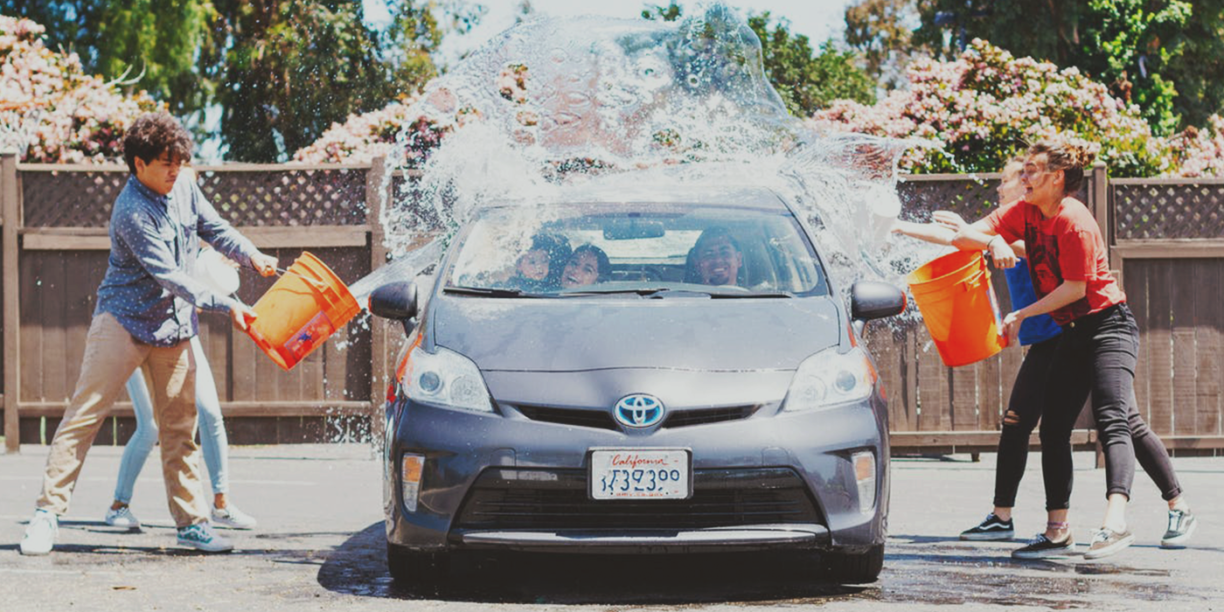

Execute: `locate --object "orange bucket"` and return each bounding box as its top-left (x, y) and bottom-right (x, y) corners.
top-left (245, 252), bottom-right (360, 371)
top-left (906, 250), bottom-right (1008, 367)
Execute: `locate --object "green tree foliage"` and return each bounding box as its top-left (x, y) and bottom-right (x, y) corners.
top-left (748, 13), bottom-right (876, 116)
top-left (0, 0), bottom-right (214, 116)
top-left (642, 4), bottom-right (876, 116)
top-left (844, 0), bottom-right (933, 88)
top-left (212, 0), bottom-right (482, 161)
top-left (8, 0), bottom-right (476, 162)
top-left (1161, 1), bottom-right (1224, 127)
top-left (847, 0), bottom-right (1213, 135)
top-left (200, 1), bottom-right (391, 161)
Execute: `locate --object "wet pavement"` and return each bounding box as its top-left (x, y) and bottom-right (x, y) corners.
top-left (2, 443), bottom-right (1220, 611)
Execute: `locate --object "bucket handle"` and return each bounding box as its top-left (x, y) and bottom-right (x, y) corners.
top-left (960, 267), bottom-right (989, 292)
top-left (280, 265), bottom-right (356, 321)
top-left (276, 266), bottom-right (331, 292)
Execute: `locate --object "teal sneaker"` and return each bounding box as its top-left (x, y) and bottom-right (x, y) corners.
top-left (176, 522), bottom-right (233, 553)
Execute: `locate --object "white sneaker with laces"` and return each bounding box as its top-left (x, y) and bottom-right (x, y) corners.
top-left (20, 509), bottom-right (58, 556)
top-left (104, 506), bottom-right (141, 529)
top-left (211, 505), bottom-right (257, 530)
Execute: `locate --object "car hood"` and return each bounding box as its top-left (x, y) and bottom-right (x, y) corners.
top-left (430, 294), bottom-right (843, 372)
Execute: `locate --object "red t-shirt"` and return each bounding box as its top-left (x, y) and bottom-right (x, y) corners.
top-left (985, 199), bottom-right (1124, 326)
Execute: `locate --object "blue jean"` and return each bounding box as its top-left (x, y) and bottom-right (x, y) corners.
top-left (113, 336), bottom-right (228, 503)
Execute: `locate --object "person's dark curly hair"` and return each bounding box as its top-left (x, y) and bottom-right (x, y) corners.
top-left (122, 112), bottom-right (193, 174)
top-left (569, 244), bottom-right (612, 282)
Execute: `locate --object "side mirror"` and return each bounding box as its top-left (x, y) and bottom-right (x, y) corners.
top-left (851, 281), bottom-right (906, 322)
top-left (369, 281), bottom-right (418, 330)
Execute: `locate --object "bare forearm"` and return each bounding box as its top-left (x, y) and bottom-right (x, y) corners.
top-left (1018, 281), bottom-right (1086, 318)
top-left (951, 225), bottom-right (997, 250)
top-left (892, 220), bottom-right (954, 246)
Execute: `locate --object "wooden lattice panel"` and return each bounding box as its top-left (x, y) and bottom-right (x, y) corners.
top-left (198, 168), bottom-right (368, 226)
top-left (21, 170), bottom-right (127, 228)
top-left (897, 176), bottom-right (1091, 223)
top-left (1113, 182), bottom-right (1224, 240)
top-left (896, 176), bottom-right (1001, 222)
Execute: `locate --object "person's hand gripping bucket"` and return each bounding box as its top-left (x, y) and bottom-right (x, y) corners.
top-left (906, 250), bottom-right (1008, 367)
top-left (243, 252), bottom-right (360, 370)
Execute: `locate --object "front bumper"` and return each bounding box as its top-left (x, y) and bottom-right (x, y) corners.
top-left (384, 396), bottom-right (888, 555)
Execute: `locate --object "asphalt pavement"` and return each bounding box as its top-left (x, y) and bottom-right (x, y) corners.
top-left (1, 442), bottom-right (1221, 611)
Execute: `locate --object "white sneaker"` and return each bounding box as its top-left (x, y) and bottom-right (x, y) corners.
top-left (176, 522), bottom-right (233, 553)
top-left (211, 505), bottom-right (257, 530)
top-left (20, 509), bottom-right (58, 556)
top-left (104, 506), bottom-right (141, 529)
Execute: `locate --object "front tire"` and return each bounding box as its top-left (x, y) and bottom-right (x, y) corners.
top-left (823, 544), bottom-right (884, 584)
top-left (387, 542), bottom-right (450, 587)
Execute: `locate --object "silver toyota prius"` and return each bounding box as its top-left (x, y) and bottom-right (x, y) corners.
top-left (369, 184), bottom-right (906, 586)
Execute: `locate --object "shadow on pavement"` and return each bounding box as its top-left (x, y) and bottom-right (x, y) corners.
top-left (317, 523), bottom-right (871, 604)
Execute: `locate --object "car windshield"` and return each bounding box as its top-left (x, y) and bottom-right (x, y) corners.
top-left (445, 202), bottom-right (829, 297)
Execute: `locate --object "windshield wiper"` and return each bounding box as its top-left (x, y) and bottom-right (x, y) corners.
top-left (708, 291), bottom-right (795, 299)
top-left (443, 286), bottom-right (538, 298)
top-left (559, 287), bottom-right (795, 299)
top-left (559, 287), bottom-right (675, 297)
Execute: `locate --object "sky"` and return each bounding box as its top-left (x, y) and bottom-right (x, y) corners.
top-left (365, 0), bottom-right (858, 67)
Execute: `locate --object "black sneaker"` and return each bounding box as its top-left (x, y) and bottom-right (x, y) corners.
top-left (1084, 527), bottom-right (1135, 560)
top-left (1161, 509), bottom-right (1197, 549)
top-left (1012, 533), bottom-right (1075, 559)
top-left (960, 513), bottom-right (1015, 541)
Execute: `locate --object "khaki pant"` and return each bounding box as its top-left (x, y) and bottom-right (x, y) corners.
top-left (36, 312), bottom-right (207, 528)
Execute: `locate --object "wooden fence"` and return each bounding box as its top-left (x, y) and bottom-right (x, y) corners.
top-left (1, 154), bottom-right (400, 450)
top-left (2, 154), bottom-right (1222, 456)
top-left (876, 165), bottom-right (1224, 456)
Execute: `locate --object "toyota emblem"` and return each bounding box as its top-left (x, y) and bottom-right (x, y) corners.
top-left (614, 394), bottom-right (665, 428)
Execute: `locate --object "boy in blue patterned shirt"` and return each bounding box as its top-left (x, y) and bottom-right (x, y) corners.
top-left (21, 112), bottom-right (278, 555)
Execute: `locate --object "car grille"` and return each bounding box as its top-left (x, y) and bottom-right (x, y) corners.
top-left (515, 405), bottom-right (617, 430)
top-left (662, 405), bottom-right (760, 428)
top-left (514, 404), bottom-right (760, 430)
top-left (452, 467), bottom-right (823, 531)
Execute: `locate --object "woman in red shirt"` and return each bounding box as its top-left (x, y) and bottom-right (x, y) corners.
top-left (954, 139), bottom-right (1193, 560)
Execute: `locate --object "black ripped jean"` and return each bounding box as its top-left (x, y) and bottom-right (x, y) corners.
top-left (993, 303), bottom-right (1182, 511)
top-left (992, 337), bottom-right (1058, 508)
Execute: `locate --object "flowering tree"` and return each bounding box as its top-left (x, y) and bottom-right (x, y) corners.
top-left (0, 15), bottom-right (160, 163)
top-left (1169, 115), bottom-right (1224, 178)
top-left (291, 94), bottom-right (459, 166)
top-left (811, 39), bottom-right (1223, 177)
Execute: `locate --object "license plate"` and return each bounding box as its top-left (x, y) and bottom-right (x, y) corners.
top-left (589, 448), bottom-right (692, 500)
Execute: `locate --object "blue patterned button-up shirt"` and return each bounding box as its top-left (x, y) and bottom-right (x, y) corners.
top-left (95, 175), bottom-right (260, 347)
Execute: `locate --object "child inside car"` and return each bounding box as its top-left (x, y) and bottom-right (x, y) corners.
top-left (511, 232), bottom-right (571, 291)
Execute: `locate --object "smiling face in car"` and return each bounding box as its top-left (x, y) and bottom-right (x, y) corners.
top-left (561, 250), bottom-right (601, 288)
top-left (516, 248), bottom-right (551, 281)
top-left (694, 234), bottom-right (742, 286)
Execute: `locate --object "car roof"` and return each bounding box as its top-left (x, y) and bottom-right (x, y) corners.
top-left (547, 183), bottom-right (792, 211)
top-left (486, 168), bottom-right (796, 213)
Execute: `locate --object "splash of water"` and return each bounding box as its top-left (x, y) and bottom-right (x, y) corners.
top-left (362, 5), bottom-right (946, 300)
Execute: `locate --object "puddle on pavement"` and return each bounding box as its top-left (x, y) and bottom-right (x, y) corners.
top-left (314, 524), bottom-right (1202, 608)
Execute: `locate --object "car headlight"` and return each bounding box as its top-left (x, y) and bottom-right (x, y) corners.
top-left (403, 345), bottom-right (495, 413)
top-left (781, 346), bottom-right (877, 412)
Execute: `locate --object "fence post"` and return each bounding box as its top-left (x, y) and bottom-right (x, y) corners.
top-left (366, 156), bottom-right (389, 444)
top-left (1089, 161), bottom-right (1118, 285)
top-left (2, 152), bottom-right (20, 453)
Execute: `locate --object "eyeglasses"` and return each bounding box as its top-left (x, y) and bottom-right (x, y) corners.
top-left (1020, 164), bottom-right (1046, 181)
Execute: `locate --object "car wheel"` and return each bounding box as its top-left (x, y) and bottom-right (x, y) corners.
top-left (823, 544), bottom-right (884, 584)
top-left (387, 542), bottom-right (450, 587)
